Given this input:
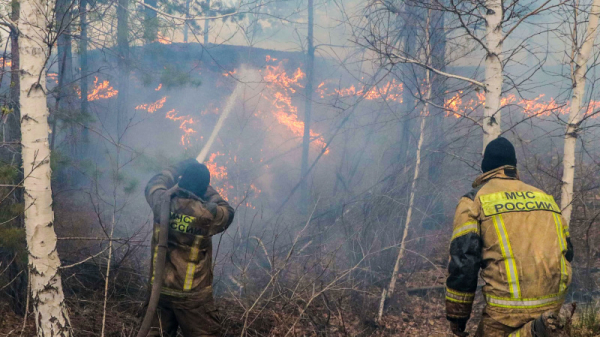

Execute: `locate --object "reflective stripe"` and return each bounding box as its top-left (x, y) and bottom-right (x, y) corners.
top-left (492, 215), bottom-right (521, 298)
top-left (151, 227), bottom-right (160, 284)
top-left (451, 221), bottom-right (479, 240)
top-left (553, 213), bottom-right (569, 292)
top-left (446, 288), bottom-right (475, 304)
top-left (485, 292), bottom-right (564, 309)
top-left (160, 287), bottom-right (188, 297)
top-left (509, 331), bottom-right (521, 337)
top-left (480, 191), bottom-right (560, 216)
top-left (183, 236), bottom-right (202, 291)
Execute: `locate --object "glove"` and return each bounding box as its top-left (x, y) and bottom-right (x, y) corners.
top-left (203, 202), bottom-right (218, 217)
top-left (450, 320), bottom-right (468, 337)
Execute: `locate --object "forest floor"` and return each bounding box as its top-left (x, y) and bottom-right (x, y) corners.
top-left (2, 281), bottom-right (596, 337)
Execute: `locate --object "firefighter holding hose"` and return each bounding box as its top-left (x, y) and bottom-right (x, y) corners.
top-left (142, 158), bottom-right (234, 337)
top-left (446, 138), bottom-right (573, 337)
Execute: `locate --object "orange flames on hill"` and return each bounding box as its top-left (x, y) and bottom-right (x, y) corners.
top-left (157, 34), bottom-right (172, 45)
top-left (444, 91), bottom-right (599, 118)
top-left (262, 58), bottom-right (329, 153)
top-left (74, 76), bottom-right (118, 101)
top-left (317, 79), bottom-right (403, 102)
top-left (135, 96), bottom-right (167, 113)
top-left (0, 58), bottom-right (12, 68)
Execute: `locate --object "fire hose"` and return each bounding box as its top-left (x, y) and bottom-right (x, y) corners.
top-left (136, 192), bottom-right (171, 337)
top-left (137, 67), bottom-right (256, 337)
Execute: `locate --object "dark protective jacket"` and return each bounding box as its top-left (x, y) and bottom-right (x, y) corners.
top-left (446, 166), bottom-right (573, 328)
top-left (145, 161), bottom-right (234, 298)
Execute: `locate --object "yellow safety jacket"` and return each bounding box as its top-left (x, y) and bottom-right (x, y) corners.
top-left (446, 166), bottom-right (573, 327)
top-left (145, 161), bottom-right (234, 299)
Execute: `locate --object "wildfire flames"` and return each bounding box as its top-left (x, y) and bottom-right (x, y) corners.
top-left (262, 58), bottom-right (329, 153)
top-left (135, 96), bottom-right (167, 113)
top-left (75, 77), bottom-right (118, 101)
top-left (0, 58), bottom-right (12, 68)
top-left (87, 77), bottom-right (118, 101)
top-left (444, 91), bottom-right (599, 118)
top-left (157, 34), bottom-right (172, 45)
top-left (317, 79), bottom-right (404, 102)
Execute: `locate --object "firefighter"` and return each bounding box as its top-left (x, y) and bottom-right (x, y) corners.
top-left (145, 159), bottom-right (234, 337)
top-left (446, 137), bottom-right (574, 337)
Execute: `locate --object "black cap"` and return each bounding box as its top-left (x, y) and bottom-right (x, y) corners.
top-left (178, 161), bottom-right (211, 197)
top-left (482, 137), bottom-right (517, 173)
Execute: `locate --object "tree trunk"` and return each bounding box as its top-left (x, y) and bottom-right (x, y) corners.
top-left (19, 0), bottom-right (71, 333)
top-left (300, 0), bottom-right (314, 209)
top-left (424, 8), bottom-right (446, 229)
top-left (561, 0), bottom-right (600, 226)
top-left (144, 0), bottom-right (158, 43)
top-left (483, 0), bottom-right (503, 148)
top-left (400, 4), bottom-right (420, 164)
top-left (203, 0), bottom-right (210, 45)
top-left (378, 9), bottom-right (432, 321)
top-left (79, 0), bottom-right (89, 145)
top-left (183, 0), bottom-right (191, 42)
top-left (117, 0), bottom-right (129, 138)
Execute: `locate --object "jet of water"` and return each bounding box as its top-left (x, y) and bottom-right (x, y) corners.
top-left (196, 66), bottom-right (260, 163)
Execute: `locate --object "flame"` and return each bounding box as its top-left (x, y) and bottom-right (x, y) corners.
top-left (0, 58), bottom-right (12, 68)
top-left (157, 34), bottom-right (172, 44)
top-left (442, 92), bottom-right (600, 119)
top-left (317, 79), bottom-right (403, 102)
top-left (262, 58), bottom-right (329, 153)
top-left (205, 152), bottom-right (230, 200)
top-left (165, 109), bottom-right (197, 146)
top-left (75, 76), bottom-right (118, 100)
top-left (136, 96), bottom-right (167, 113)
top-left (223, 69), bottom-right (237, 77)
top-left (155, 83), bottom-right (162, 91)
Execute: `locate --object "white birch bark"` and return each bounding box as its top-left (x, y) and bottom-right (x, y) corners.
top-left (378, 9), bottom-right (432, 321)
top-left (19, 0), bottom-right (71, 334)
top-left (561, 0), bottom-right (600, 225)
top-left (483, 0), bottom-right (504, 148)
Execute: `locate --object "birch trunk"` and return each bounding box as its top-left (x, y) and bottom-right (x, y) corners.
top-left (19, 0), bottom-right (71, 334)
top-left (300, 0), bottom-right (314, 209)
top-left (203, 0), bottom-right (211, 45)
top-left (483, 0), bottom-right (503, 148)
top-left (561, 0), bottom-right (600, 225)
top-left (378, 9), bottom-right (432, 321)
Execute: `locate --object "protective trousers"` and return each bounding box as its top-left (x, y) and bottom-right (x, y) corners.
top-left (475, 310), bottom-right (561, 337)
top-left (147, 294), bottom-right (221, 337)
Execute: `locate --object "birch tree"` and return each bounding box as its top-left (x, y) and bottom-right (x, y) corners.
top-left (377, 6), bottom-right (433, 321)
top-left (19, 0), bottom-right (72, 334)
top-left (561, 0), bottom-right (600, 225)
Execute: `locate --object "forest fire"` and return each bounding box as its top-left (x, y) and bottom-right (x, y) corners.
top-left (442, 92), bottom-right (600, 118)
top-left (261, 58), bottom-right (329, 153)
top-left (0, 58), bottom-right (12, 68)
top-left (317, 79), bottom-right (404, 102)
top-left (157, 34), bottom-right (172, 44)
top-left (135, 96), bottom-right (167, 113)
top-left (87, 77), bottom-right (118, 101)
top-left (73, 76), bottom-right (118, 101)
top-left (165, 109), bottom-right (197, 146)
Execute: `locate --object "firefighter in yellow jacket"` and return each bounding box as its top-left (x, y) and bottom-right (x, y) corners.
top-left (446, 138), bottom-right (573, 337)
top-left (145, 159), bottom-right (234, 337)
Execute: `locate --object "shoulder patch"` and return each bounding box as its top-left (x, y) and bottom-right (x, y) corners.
top-left (463, 185), bottom-right (484, 201)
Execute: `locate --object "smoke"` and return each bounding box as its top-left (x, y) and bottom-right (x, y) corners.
top-left (197, 66), bottom-right (263, 163)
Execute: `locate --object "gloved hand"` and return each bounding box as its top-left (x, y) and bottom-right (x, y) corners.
top-left (203, 202), bottom-right (218, 217)
top-left (450, 320), bottom-right (468, 337)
